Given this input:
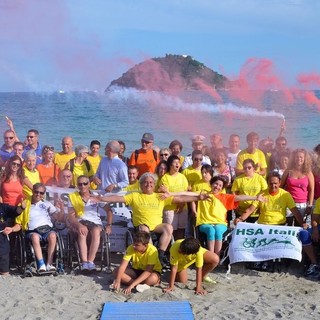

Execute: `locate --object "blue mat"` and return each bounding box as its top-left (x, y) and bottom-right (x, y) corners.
top-left (100, 301), bottom-right (194, 320)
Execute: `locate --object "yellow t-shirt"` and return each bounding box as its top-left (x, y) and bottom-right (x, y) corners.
top-left (236, 148), bottom-right (267, 173)
top-left (122, 180), bottom-right (140, 192)
top-left (124, 192), bottom-right (172, 231)
top-left (65, 160), bottom-right (95, 186)
top-left (169, 239), bottom-right (207, 272)
top-left (160, 173), bottom-right (188, 210)
top-left (231, 173), bottom-right (267, 216)
top-left (313, 198), bottom-right (320, 215)
top-left (255, 188), bottom-right (296, 225)
top-left (54, 152), bottom-right (76, 170)
top-left (192, 179), bottom-right (211, 193)
top-left (123, 243), bottom-right (162, 273)
top-left (196, 193), bottom-right (238, 226)
top-left (87, 155), bottom-right (103, 174)
top-left (87, 155), bottom-right (103, 190)
top-left (23, 167), bottom-right (40, 197)
top-left (182, 166), bottom-right (202, 188)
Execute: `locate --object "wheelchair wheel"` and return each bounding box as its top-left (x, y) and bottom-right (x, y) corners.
top-left (125, 228), bottom-right (134, 247)
top-left (11, 232), bottom-right (26, 274)
top-left (100, 232), bottom-right (112, 273)
top-left (68, 231), bottom-right (82, 271)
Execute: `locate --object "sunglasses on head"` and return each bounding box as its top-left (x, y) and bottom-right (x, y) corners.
top-left (43, 146), bottom-right (54, 153)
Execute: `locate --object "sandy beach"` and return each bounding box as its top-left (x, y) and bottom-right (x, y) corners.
top-left (1, 255), bottom-right (319, 320)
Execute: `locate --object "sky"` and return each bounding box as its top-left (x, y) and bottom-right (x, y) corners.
top-left (0, 0), bottom-right (319, 92)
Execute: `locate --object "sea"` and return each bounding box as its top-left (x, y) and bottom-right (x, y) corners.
top-left (0, 89), bottom-right (319, 156)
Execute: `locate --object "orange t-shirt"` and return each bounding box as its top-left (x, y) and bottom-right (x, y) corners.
top-left (36, 163), bottom-right (60, 186)
top-left (128, 149), bottom-right (159, 176)
top-left (214, 193), bottom-right (239, 211)
top-left (1, 180), bottom-right (24, 205)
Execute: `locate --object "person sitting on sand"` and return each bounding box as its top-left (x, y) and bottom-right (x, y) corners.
top-left (163, 237), bottom-right (219, 295)
top-left (15, 183), bottom-right (64, 272)
top-left (112, 231), bottom-right (162, 294)
top-left (68, 175), bottom-right (113, 272)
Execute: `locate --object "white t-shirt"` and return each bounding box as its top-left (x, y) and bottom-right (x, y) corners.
top-left (28, 200), bottom-right (57, 230)
top-left (227, 150), bottom-right (241, 169)
top-left (68, 199), bottom-right (103, 226)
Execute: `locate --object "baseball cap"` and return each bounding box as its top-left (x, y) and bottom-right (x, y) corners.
top-left (191, 135), bottom-right (206, 144)
top-left (141, 133), bottom-right (154, 142)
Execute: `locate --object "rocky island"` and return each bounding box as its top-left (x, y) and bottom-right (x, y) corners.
top-left (106, 54), bottom-right (229, 92)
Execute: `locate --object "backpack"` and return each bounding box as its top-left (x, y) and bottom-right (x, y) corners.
top-left (69, 158), bottom-right (91, 173)
top-left (134, 149), bottom-right (158, 162)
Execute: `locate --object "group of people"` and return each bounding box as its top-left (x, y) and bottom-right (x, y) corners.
top-left (0, 116), bottom-right (320, 295)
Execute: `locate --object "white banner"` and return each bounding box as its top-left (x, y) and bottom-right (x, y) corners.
top-left (45, 187), bottom-right (132, 251)
top-left (228, 222), bottom-right (303, 264)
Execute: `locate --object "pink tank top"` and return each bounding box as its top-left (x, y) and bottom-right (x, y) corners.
top-left (286, 175), bottom-right (309, 203)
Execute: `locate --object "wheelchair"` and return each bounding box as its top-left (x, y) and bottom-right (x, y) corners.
top-left (11, 229), bottom-right (65, 277)
top-left (66, 225), bottom-right (111, 274)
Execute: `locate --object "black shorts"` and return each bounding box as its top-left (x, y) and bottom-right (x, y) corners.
top-left (79, 220), bottom-right (102, 230)
top-left (0, 233), bottom-right (10, 273)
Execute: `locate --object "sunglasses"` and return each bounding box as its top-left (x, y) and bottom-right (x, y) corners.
top-left (27, 135), bottom-right (35, 139)
top-left (160, 153), bottom-right (169, 156)
top-left (5, 136), bottom-right (14, 140)
top-left (11, 162), bottom-right (21, 167)
top-left (34, 190), bottom-right (45, 195)
top-left (244, 166), bottom-right (253, 170)
top-left (141, 140), bottom-right (152, 144)
top-left (78, 182), bottom-right (89, 186)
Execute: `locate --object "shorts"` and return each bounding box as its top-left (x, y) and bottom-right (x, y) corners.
top-left (198, 224), bottom-right (227, 241)
top-left (163, 209), bottom-right (188, 230)
top-left (0, 233), bottom-right (10, 273)
top-left (25, 228), bottom-right (57, 242)
top-left (286, 202), bottom-right (307, 218)
top-left (299, 226), bottom-right (320, 246)
top-left (79, 220), bottom-right (102, 230)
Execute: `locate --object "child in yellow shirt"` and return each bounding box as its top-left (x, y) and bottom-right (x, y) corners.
top-left (112, 231), bottom-right (162, 294)
top-left (163, 237), bottom-right (219, 295)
